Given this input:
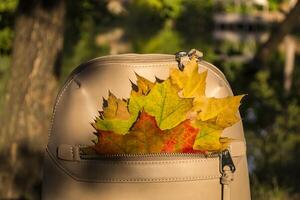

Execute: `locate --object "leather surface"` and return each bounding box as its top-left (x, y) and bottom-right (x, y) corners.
top-left (42, 54), bottom-right (251, 200)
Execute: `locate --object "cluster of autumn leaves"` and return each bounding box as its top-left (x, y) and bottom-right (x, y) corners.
top-left (91, 58), bottom-right (244, 154)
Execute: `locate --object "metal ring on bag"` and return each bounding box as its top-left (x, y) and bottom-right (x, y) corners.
top-left (175, 51), bottom-right (188, 71)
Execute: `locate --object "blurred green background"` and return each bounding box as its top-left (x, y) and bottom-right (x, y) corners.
top-left (1, 0), bottom-right (300, 199)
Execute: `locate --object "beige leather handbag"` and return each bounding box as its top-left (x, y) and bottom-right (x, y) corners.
top-left (42, 51), bottom-right (251, 200)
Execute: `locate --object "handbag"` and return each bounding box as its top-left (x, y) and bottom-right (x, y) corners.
top-left (42, 50), bottom-right (251, 200)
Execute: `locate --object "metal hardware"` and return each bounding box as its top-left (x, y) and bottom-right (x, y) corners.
top-left (175, 51), bottom-right (188, 71)
top-left (220, 149), bottom-right (236, 173)
top-left (175, 49), bottom-right (203, 71)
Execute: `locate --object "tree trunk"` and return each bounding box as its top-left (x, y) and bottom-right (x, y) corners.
top-left (255, 0), bottom-right (300, 63)
top-left (0, 0), bottom-right (65, 199)
top-left (283, 35), bottom-right (295, 95)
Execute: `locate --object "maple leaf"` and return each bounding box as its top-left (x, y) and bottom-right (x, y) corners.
top-left (94, 111), bottom-right (166, 154)
top-left (91, 57), bottom-right (246, 154)
top-left (170, 57), bottom-right (207, 98)
top-left (133, 73), bottom-right (155, 95)
top-left (92, 75), bottom-right (155, 135)
top-left (126, 74), bottom-right (154, 118)
top-left (93, 92), bottom-right (139, 135)
top-left (124, 111), bottom-right (165, 153)
top-left (162, 120), bottom-right (200, 153)
top-left (192, 121), bottom-right (231, 152)
top-left (93, 130), bottom-right (126, 154)
top-left (102, 92), bottom-right (130, 119)
top-left (193, 95), bottom-right (245, 129)
top-left (141, 79), bottom-right (193, 130)
top-left (94, 111), bottom-right (202, 154)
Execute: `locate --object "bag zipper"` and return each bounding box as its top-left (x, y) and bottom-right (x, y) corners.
top-left (58, 145), bottom-right (236, 176)
top-left (78, 146), bottom-right (236, 179)
top-left (79, 147), bottom-right (219, 160)
top-left (57, 144), bottom-right (235, 199)
top-left (79, 147), bottom-right (236, 185)
top-left (79, 147), bottom-right (236, 200)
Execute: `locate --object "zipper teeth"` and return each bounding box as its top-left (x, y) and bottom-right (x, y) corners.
top-left (79, 147), bottom-right (220, 160)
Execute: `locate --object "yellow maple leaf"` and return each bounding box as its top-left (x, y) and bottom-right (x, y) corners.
top-left (170, 57), bottom-right (207, 98)
top-left (134, 73), bottom-right (155, 95)
top-left (192, 121), bottom-right (231, 152)
top-left (193, 95), bottom-right (245, 129)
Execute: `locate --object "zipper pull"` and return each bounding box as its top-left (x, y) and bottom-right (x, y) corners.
top-left (221, 149), bottom-right (236, 173)
top-left (220, 149), bottom-right (235, 200)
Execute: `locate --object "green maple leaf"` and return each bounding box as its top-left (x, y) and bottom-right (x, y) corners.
top-left (142, 79), bottom-right (193, 130)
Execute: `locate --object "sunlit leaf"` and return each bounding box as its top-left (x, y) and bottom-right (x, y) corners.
top-left (192, 121), bottom-right (231, 152)
top-left (134, 73), bottom-right (155, 95)
top-left (193, 95), bottom-right (245, 128)
top-left (142, 79), bottom-right (193, 130)
top-left (162, 120), bottom-right (201, 153)
top-left (170, 57), bottom-right (207, 98)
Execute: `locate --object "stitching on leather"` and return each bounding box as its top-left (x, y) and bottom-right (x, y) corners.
top-left (48, 78), bottom-right (74, 139)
